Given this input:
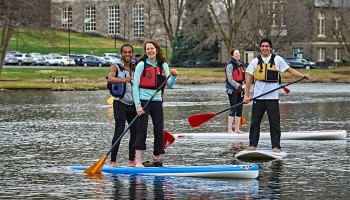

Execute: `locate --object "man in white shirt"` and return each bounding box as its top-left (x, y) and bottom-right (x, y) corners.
top-left (244, 38), bottom-right (309, 153)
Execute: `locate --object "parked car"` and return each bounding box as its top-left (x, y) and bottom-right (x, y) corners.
top-left (32, 55), bottom-right (46, 66)
top-left (43, 55), bottom-right (57, 66)
top-left (67, 54), bottom-right (84, 66)
top-left (4, 54), bottom-right (19, 65)
top-left (13, 53), bottom-right (33, 66)
top-left (284, 57), bottom-right (316, 69)
top-left (52, 56), bottom-right (76, 66)
top-left (82, 56), bottom-right (110, 67)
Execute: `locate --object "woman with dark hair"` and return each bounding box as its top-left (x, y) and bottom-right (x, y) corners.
top-left (225, 48), bottom-right (246, 133)
top-left (132, 40), bottom-right (178, 167)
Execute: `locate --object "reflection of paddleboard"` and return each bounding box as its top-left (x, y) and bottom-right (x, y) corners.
top-left (235, 148), bottom-right (287, 161)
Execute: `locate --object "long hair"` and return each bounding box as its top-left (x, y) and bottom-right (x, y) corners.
top-left (139, 40), bottom-right (167, 65)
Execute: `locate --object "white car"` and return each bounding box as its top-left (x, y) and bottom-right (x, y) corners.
top-left (52, 56), bottom-right (76, 66)
top-left (43, 55), bottom-right (57, 66)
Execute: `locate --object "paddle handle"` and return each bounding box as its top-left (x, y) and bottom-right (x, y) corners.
top-left (215, 77), bottom-right (305, 116)
top-left (107, 75), bottom-right (171, 155)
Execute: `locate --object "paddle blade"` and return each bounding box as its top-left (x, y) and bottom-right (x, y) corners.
top-left (163, 130), bottom-right (175, 149)
top-left (282, 86), bottom-right (290, 94)
top-left (240, 116), bottom-right (247, 127)
top-left (84, 155), bottom-right (107, 174)
top-left (188, 113), bottom-right (216, 127)
top-left (107, 96), bottom-right (114, 105)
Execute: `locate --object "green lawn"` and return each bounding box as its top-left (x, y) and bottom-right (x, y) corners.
top-left (0, 66), bottom-right (349, 90)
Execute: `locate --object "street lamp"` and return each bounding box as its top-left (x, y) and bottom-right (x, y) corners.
top-left (68, 27), bottom-right (71, 61)
top-left (164, 34), bottom-right (168, 59)
top-left (114, 15), bottom-right (117, 49)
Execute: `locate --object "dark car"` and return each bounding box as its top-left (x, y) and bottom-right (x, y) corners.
top-left (67, 54), bottom-right (84, 66)
top-left (82, 56), bottom-right (110, 67)
top-left (284, 57), bottom-right (316, 69)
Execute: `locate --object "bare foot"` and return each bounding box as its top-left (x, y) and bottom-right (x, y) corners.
top-left (273, 148), bottom-right (280, 153)
top-left (235, 130), bottom-right (245, 134)
top-left (127, 160), bottom-right (136, 167)
top-left (247, 146), bottom-right (256, 151)
top-left (110, 161), bottom-right (117, 167)
top-left (135, 163), bottom-right (144, 168)
top-left (228, 130), bottom-right (235, 134)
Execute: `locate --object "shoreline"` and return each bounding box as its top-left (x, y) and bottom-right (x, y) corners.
top-left (0, 77), bottom-right (349, 91)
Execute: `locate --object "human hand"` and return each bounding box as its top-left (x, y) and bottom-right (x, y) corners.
top-left (125, 77), bottom-right (132, 83)
top-left (136, 106), bottom-right (145, 116)
top-left (170, 69), bottom-right (178, 76)
top-left (303, 74), bottom-right (309, 80)
top-left (244, 96), bottom-right (251, 104)
top-left (242, 85), bottom-right (246, 90)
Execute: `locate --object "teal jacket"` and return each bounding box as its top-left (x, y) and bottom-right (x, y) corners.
top-left (132, 58), bottom-right (176, 108)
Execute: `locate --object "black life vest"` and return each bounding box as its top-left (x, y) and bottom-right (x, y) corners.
top-left (253, 54), bottom-right (281, 83)
top-left (139, 61), bottom-right (166, 91)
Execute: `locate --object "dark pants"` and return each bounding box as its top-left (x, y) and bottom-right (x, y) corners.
top-left (228, 91), bottom-right (243, 117)
top-left (249, 99), bottom-right (281, 149)
top-left (111, 100), bottom-right (138, 162)
top-left (134, 100), bottom-right (165, 156)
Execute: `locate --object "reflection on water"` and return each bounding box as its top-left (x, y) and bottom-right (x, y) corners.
top-left (0, 83), bottom-right (349, 199)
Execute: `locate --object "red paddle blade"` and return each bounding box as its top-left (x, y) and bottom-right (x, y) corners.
top-left (163, 130), bottom-right (175, 149)
top-left (283, 86), bottom-right (290, 94)
top-left (188, 113), bottom-right (216, 127)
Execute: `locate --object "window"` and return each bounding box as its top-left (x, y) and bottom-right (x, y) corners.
top-left (61, 7), bottom-right (72, 28)
top-left (318, 12), bottom-right (325, 36)
top-left (133, 4), bottom-right (144, 37)
top-left (108, 6), bottom-right (120, 35)
top-left (318, 48), bottom-right (325, 61)
top-left (335, 48), bottom-right (341, 62)
top-left (85, 7), bottom-right (96, 31)
top-left (334, 15), bottom-right (341, 38)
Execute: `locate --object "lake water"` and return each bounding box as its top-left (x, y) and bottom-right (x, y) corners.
top-left (1, 83), bottom-right (349, 199)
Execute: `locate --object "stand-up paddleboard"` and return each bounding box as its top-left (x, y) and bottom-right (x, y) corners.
top-left (71, 164), bottom-right (259, 179)
top-left (235, 148), bottom-right (287, 161)
top-left (173, 130), bottom-right (347, 140)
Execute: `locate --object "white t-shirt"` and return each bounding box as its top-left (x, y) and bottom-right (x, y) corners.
top-left (246, 54), bottom-right (289, 99)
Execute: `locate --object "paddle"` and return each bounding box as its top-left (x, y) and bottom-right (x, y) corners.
top-left (107, 96), bottom-right (114, 105)
top-left (85, 75), bottom-right (171, 174)
top-left (240, 116), bottom-right (247, 128)
top-left (188, 77), bottom-right (305, 127)
top-left (163, 130), bottom-right (175, 149)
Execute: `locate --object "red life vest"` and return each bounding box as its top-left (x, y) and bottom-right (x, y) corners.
top-left (139, 61), bottom-right (166, 90)
top-left (225, 59), bottom-right (245, 82)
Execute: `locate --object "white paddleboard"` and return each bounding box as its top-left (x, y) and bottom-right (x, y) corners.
top-left (235, 148), bottom-right (287, 161)
top-left (173, 130), bottom-right (347, 140)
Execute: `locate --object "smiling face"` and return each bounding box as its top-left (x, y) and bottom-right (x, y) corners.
top-left (121, 46), bottom-right (133, 63)
top-left (260, 42), bottom-right (272, 57)
top-left (145, 42), bottom-right (157, 60)
top-left (232, 49), bottom-right (240, 61)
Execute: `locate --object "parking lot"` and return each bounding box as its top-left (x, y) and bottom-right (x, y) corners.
top-left (2, 52), bottom-right (129, 67)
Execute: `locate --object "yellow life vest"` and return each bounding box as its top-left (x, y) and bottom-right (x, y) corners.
top-left (253, 54), bottom-right (281, 83)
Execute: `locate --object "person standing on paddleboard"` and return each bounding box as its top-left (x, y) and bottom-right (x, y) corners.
top-left (225, 48), bottom-right (246, 133)
top-left (107, 44), bottom-right (137, 167)
top-left (133, 40), bottom-right (178, 168)
top-left (244, 38), bottom-right (309, 153)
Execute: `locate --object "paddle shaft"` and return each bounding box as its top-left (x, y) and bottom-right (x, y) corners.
top-left (106, 75), bottom-right (171, 156)
top-left (215, 77), bottom-right (305, 116)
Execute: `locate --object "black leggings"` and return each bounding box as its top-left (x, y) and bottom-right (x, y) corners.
top-left (111, 101), bottom-right (138, 162)
top-left (249, 99), bottom-right (281, 149)
top-left (133, 100), bottom-right (165, 156)
top-left (228, 92), bottom-right (243, 117)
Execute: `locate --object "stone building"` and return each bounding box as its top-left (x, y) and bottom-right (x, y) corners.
top-left (50, 0), bottom-right (349, 66)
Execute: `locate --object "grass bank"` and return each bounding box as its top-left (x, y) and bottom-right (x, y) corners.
top-left (0, 66), bottom-right (349, 91)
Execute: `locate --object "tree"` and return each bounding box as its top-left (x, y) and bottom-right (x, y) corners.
top-left (0, 0), bottom-right (51, 74)
top-left (171, 0), bottom-right (219, 65)
top-left (155, 0), bottom-right (186, 49)
top-left (236, 0), bottom-right (311, 54)
top-left (206, 0), bottom-right (253, 60)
